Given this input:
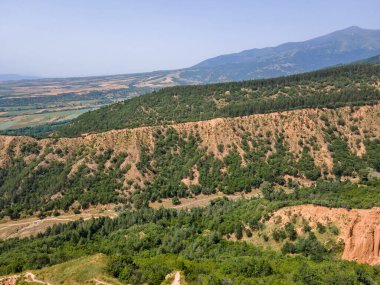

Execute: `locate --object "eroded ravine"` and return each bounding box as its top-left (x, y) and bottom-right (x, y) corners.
top-left (271, 205), bottom-right (380, 265)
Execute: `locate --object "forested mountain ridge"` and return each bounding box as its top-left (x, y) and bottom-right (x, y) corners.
top-left (56, 63), bottom-right (380, 137)
top-left (0, 104), bottom-right (379, 219)
top-left (184, 26), bottom-right (380, 82)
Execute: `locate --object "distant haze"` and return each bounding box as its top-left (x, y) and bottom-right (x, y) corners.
top-left (0, 0), bottom-right (379, 77)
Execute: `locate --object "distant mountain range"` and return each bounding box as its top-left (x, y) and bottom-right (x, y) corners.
top-left (2, 26), bottom-right (380, 85)
top-left (180, 26), bottom-right (380, 82)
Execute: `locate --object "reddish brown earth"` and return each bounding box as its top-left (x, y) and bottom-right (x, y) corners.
top-left (0, 275), bottom-right (18, 285)
top-left (0, 104), bottom-right (378, 186)
top-left (0, 105), bottom-right (379, 248)
top-left (272, 205), bottom-right (380, 265)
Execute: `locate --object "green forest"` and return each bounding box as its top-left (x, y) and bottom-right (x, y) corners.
top-left (1, 187), bottom-right (380, 284)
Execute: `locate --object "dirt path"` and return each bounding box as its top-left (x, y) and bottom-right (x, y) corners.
top-left (0, 208), bottom-right (117, 239)
top-left (93, 278), bottom-right (114, 285)
top-left (151, 191), bottom-right (259, 210)
top-left (181, 191), bottom-right (258, 208)
top-left (1, 217), bottom-right (79, 240)
top-left (24, 272), bottom-right (52, 285)
top-left (173, 196), bottom-right (221, 209)
top-left (2, 217), bottom-right (76, 229)
top-left (170, 271), bottom-right (181, 285)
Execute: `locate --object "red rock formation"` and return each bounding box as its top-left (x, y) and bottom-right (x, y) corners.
top-left (342, 209), bottom-right (380, 264)
top-left (272, 205), bottom-right (380, 265)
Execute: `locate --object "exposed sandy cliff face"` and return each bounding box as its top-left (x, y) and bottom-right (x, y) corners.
top-left (0, 104), bottom-right (379, 175)
top-left (272, 205), bottom-right (380, 265)
top-left (342, 208), bottom-right (380, 265)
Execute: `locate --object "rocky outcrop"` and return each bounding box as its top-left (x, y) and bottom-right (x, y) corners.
top-left (342, 209), bottom-right (380, 264)
top-left (0, 275), bottom-right (19, 285)
top-left (273, 205), bottom-right (380, 265)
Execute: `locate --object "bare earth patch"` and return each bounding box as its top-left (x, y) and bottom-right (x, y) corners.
top-left (0, 205), bottom-right (117, 239)
top-left (271, 205), bottom-right (380, 265)
top-left (150, 190), bottom-right (260, 209)
top-left (0, 274), bottom-right (19, 285)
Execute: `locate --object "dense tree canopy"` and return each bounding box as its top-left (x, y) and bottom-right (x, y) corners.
top-left (1, 190), bottom-right (380, 284)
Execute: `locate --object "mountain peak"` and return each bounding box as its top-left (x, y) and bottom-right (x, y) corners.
top-left (333, 26), bottom-right (376, 35)
top-left (344, 26), bottom-right (363, 31)
top-left (191, 26), bottom-right (380, 81)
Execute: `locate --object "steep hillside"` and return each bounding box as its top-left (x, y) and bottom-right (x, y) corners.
top-left (233, 204), bottom-right (380, 265)
top-left (0, 104), bottom-right (379, 219)
top-left (273, 205), bottom-right (380, 265)
top-left (57, 64), bottom-right (380, 137)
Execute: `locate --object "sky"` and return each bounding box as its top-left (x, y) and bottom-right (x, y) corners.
top-left (0, 0), bottom-right (379, 78)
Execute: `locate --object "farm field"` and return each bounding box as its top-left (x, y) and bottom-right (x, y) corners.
top-left (0, 107), bottom-right (95, 130)
top-left (0, 70), bottom-right (198, 131)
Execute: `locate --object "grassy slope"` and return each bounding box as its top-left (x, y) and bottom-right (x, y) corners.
top-left (17, 254), bottom-right (122, 285)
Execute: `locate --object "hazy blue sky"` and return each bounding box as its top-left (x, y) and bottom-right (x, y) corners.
top-left (0, 0), bottom-right (379, 77)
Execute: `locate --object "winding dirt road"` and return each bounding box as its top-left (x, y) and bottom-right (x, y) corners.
top-left (0, 208), bottom-right (117, 240)
top-left (24, 272), bottom-right (52, 285)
